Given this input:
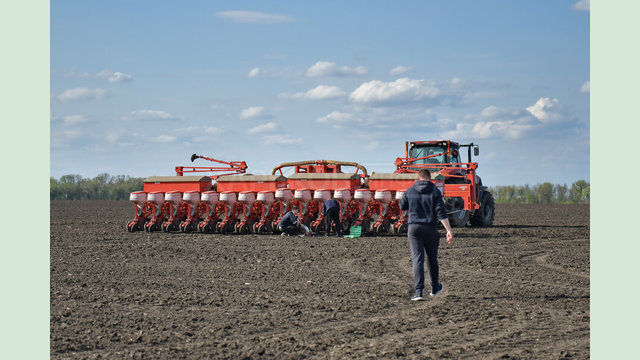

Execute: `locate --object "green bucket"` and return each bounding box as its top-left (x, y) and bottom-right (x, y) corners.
top-left (344, 225), bottom-right (362, 238)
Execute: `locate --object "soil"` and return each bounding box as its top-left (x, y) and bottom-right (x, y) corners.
top-left (51, 201), bottom-right (589, 359)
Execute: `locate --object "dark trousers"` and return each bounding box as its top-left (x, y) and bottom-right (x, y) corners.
top-left (280, 225), bottom-right (304, 236)
top-left (408, 224), bottom-right (440, 292)
top-left (325, 207), bottom-right (342, 235)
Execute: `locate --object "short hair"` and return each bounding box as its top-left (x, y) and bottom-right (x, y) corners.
top-left (291, 206), bottom-right (299, 211)
top-left (417, 169), bottom-right (431, 180)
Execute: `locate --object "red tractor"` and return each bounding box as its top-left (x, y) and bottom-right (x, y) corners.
top-left (394, 140), bottom-right (495, 227)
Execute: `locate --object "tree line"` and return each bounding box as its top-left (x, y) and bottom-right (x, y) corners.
top-left (50, 174), bottom-right (144, 200)
top-left (488, 180), bottom-right (590, 204)
top-left (50, 174), bottom-right (590, 204)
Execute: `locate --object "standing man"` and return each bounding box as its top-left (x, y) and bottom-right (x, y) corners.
top-left (321, 198), bottom-right (343, 237)
top-left (278, 206), bottom-right (309, 237)
top-left (400, 169), bottom-right (454, 301)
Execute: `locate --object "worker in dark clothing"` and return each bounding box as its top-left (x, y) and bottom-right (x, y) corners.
top-left (278, 206), bottom-right (309, 236)
top-left (399, 169), bottom-right (454, 301)
top-left (321, 198), bottom-right (343, 237)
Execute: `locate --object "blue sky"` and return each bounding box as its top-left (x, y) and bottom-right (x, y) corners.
top-left (50, 0), bottom-right (590, 186)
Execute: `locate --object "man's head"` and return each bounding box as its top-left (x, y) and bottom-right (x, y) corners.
top-left (291, 206), bottom-right (299, 214)
top-left (417, 169), bottom-right (431, 180)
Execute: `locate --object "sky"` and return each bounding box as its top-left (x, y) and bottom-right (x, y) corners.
top-left (50, 0), bottom-right (590, 186)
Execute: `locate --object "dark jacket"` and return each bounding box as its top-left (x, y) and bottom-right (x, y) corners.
top-left (400, 180), bottom-right (447, 225)
top-left (279, 211), bottom-right (298, 228)
top-left (321, 199), bottom-right (340, 215)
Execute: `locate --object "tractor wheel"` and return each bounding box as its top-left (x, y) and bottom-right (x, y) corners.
top-left (470, 192), bottom-right (495, 227)
top-left (445, 178), bottom-right (470, 227)
top-left (202, 224), bottom-right (213, 233)
top-left (448, 208), bottom-right (470, 227)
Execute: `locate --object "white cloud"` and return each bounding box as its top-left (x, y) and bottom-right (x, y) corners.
top-left (150, 135), bottom-right (177, 143)
top-left (246, 67), bottom-right (287, 79)
top-left (97, 69), bottom-right (133, 83)
top-left (316, 111), bottom-right (357, 127)
top-left (172, 126), bottom-right (224, 143)
top-left (123, 109), bottom-right (178, 121)
top-left (472, 121), bottom-right (533, 139)
top-left (389, 66), bottom-right (413, 76)
top-left (443, 98), bottom-right (568, 140)
top-left (63, 114), bottom-right (87, 125)
top-left (247, 122), bottom-right (277, 134)
top-left (239, 106), bottom-right (267, 119)
top-left (281, 85), bottom-right (347, 100)
top-left (247, 67), bottom-right (264, 78)
top-left (57, 87), bottom-right (107, 102)
top-left (214, 10), bottom-right (294, 24)
top-left (349, 78), bottom-right (440, 104)
top-left (174, 126), bottom-right (223, 136)
top-left (443, 121), bottom-right (533, 140)
top-left (203, 126), bottom-right (222, 134)
top-left (62, 68), bottom-right (91, 78)
top-left (525, 97), bottom-right (563, 123)
top-left (580, 81), bottom-right (590, 93)
top-left (105, 131), bottom-right (121, 143)
top-left (450, 77), bottom-right (465, 87)
top-left (305, 61), bottom-right (368, 77)
top-left (263, 134), bottom-right (303, 145)
top-left (484, 152), bottom-right (498, 160)
top-left (63, 129), bottom-right (82, 138)
top-left (571, 0), bottom-right (589, 11)
top-left (109, 71), bottom-right (133, 83)
top-left (364, 141), bottom-right (380, 151)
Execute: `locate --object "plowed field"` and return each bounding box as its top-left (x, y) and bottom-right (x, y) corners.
top-left (50, 201), bottom-right (589, 359)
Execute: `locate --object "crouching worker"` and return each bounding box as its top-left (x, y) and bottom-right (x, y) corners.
top-left (321, 198), bottom-right (343, 237)
top-left (278, 206), bottom-right (310, 237)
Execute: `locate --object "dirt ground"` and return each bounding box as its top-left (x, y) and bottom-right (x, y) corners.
top-left (50, 201), bottom-right (589, 359)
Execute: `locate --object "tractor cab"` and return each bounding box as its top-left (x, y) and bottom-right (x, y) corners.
top-left (407, 140), bottom-right (461, 167)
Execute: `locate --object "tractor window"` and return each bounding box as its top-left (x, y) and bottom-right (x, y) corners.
top-left (410, 146), bottom-right (446, 165)
top-left (449, 150), bottom-right (461, 164)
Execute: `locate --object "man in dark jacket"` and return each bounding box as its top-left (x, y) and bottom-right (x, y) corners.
top-left (278, 206), bottom-right (309, 236)
top-left (400, 169), bottom-right (454, 301)
top-left (321, 198), bottom-right (343, 237)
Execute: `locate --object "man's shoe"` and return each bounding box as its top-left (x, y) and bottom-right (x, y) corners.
top-left (430, 284), bottom-right (443, 296)
top-left (411, 290), bottom-right (423, 301)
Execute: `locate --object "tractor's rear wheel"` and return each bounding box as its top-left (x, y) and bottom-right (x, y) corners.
top-left (448, 208), bottom-right (469, 227)
top-left (445, 178), bottom-right (469, 227)
top-left (470, 192), bottom-right (495, 226)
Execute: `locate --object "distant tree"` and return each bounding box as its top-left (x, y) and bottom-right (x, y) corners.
top-left (569, 180), bottom-right (590, 204)
top-left (554, 184), bottom-right (569, 203)
top-left (537, 182), bottom-right (554, 204)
